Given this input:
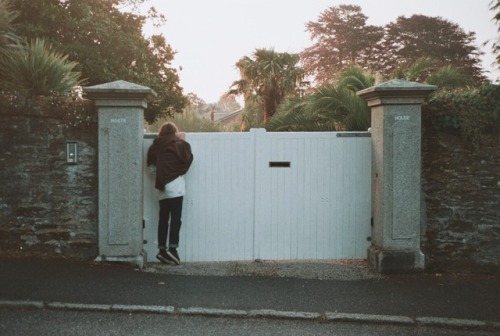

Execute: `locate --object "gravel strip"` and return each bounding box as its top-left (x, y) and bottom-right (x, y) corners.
top-left (143, 259), bottom-right (383, 281)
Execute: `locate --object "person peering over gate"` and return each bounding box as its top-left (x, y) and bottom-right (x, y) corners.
top-left (146, 122), bottom-right (193, 265)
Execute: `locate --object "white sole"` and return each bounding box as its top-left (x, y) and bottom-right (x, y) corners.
top-left (166, 251), bottom-right (181, 265)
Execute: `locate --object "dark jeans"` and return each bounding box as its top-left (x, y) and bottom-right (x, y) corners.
top-left (158, 196), bottom-right (183, 250)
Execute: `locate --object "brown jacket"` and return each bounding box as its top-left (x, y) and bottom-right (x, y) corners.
top-left (147, 134), bottom-right (193, 191)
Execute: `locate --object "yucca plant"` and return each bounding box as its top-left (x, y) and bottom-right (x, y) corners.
top-left (0, 0), bottom-right (20, 49)
top-left (0, 38), bottom-right (83, 98)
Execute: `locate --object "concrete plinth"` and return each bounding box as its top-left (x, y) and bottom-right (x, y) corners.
top-left (358, 80), bottom-right (436, 273)
top-left (94, 250), bottom-right (147, 269)
top-left (368, 246), bottom-right (425, 274)
top-left (84, 80), bottom-right (157, 268)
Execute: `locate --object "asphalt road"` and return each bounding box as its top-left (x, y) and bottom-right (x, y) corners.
top-left (1, 257), bottom-right (499, 334)
top-left (1, 258), bottom-right (500, 322)
top-left (1, 308), bottom-right (498, 336)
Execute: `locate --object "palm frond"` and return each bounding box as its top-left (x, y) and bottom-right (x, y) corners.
top-left (314, 85), bottom-right (370, 130)
top-left (0, 0), bottom-right (20, 47)
top-left (426, 65), bottom-right (472, 89)
top-left (274, 96), bottom-right (336, 131)
top-left (392, 57), bottom-right (436, 82)
top-left (337, 65), bottom-right (375, 92)
top-left (0, 38), bottom-right (83, 97)
top-left (342, 93), bottom-right (371, 131)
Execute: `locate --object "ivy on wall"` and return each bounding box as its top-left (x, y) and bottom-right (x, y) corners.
top-left (424, 83), bottom-right (500, 146)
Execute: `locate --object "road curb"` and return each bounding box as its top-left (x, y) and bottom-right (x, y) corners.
top-left (324, 312), bottom-right (414, 325)
top-left (1, 300), bottom-right (499, 331)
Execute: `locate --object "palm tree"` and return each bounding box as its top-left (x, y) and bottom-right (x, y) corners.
top-left (268, 65), bottom-right (374, 131)
top-left (228, 48), bottom-right (305, 124)
top-left (267, 60), bottom-right (473, 132)
top-left (392, 57), bottom-right (472, 89)
top-left (266, 96), bottom-right (333, 131)
top-left (307, 85), bottom-right (371, 131)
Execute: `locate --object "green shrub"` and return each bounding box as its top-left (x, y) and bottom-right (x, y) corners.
top-left (0, 90), bottom-right (96, 130)
top-left (424, 84), bottom-right (500, 145)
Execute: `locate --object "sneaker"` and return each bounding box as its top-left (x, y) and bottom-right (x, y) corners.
top-left (166, 249), bottom-right (181, 265)
top-left (156, 250), bottom-right (171, 264)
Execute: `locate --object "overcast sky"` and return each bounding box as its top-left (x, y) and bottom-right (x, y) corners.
top-left (143, 0), bottom-right (499, 103)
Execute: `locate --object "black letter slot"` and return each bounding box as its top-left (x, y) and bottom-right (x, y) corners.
top-left (269, 161), bottom-right (291, 168)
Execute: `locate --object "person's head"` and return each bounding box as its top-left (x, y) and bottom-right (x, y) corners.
top-left (158, 122), bottom-right (178, 137)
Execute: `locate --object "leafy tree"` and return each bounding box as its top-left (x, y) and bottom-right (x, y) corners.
top-left (10, 0), bottom-right (186, 123)
top-left (215, 94), bottom-right (241, 113)
top-left (146, 93), bottom-right (222, 133)
top-left (491, 0), bottom-right (500, 66)
top-left (228, 48), bottom-right (305, 124)
top-left (301, 5), bottom-right (487, 86)
top-left (238, 103), bottom-right (265, 131)
top-left (182, 93), bottom-right (240, 122)
top-left (185, 93), bottom-right (207, 115)
top-left (300, 5), bottom-right (384, 85)
top-left (382, 15), bottom-right (486, 84)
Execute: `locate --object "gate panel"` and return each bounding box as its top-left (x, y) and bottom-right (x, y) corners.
top-left (254, 132), bottom-right (371, 260)
top-left (143, 130), bottom-right (371, 262)
top-left (143, 132), bottom-right (256, 261)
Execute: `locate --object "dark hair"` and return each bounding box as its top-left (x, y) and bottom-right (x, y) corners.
top-left (158, 122), bottom-right (178, 137)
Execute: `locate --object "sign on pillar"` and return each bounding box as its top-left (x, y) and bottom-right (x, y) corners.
top-left (84, 80), bottom-right (157, 268)
top-left (357, 79), bottom-right (436, 273)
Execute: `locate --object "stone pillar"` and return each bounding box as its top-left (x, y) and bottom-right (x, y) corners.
top-left (84, 80), bottom-right (157, 268)
top-left (357, 80), bottom-right (436, 273)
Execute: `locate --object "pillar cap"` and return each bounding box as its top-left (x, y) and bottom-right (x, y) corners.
top-left (84, 80), bottom-right (157, 100)
top-left (357, 79), bottom-right (437, 104)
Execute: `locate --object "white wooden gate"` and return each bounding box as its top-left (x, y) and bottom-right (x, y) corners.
top-left (143, 129), bottom-right (371, 262)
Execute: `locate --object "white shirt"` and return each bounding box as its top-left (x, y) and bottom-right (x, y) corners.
top-left (159, 175), bottom-right (186, 200)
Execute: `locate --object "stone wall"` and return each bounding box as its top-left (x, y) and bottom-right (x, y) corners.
top-left (0, 96), bottom-right (98, 259)
top-left (421, 114), bottom-right (500, 273)
top-left (1, 95), bottom-right (499, 272)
